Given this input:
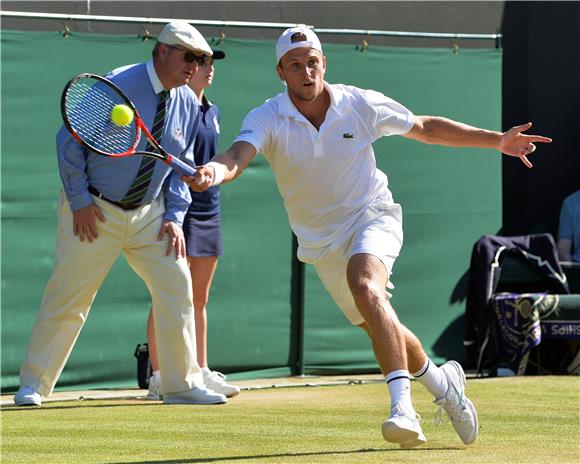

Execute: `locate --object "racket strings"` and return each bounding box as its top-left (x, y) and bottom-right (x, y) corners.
top-left (65, 78), bottom-right (138, 155)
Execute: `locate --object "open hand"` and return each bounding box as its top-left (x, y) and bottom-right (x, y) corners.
top-left (500, 122), bottom-right (552, 168)
top-left (73, 203), bottom-right (106, 242)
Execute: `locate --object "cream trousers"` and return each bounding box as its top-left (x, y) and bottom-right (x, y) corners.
top-left (19, 191), bottom-right (202, 396)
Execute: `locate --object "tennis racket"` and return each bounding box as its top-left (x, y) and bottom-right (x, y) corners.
top-left (61, 73), bottom-right (196, 177)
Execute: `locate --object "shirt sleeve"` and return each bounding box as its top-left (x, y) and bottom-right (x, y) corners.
top-left (162, 171), bottom-right (192, 227)
top-left (56, 125), bottom-right (93, 211)
top-left (358, 89), bottom-right (415, 140)
top-left (558, 197), bottom-right (574, 240)
top-left (233, 106), bottom-right (272, 155)
top-left (162, 96), bottom-right (200, 226)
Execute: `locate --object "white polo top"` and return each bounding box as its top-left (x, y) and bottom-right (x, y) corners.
top-left (234, 82), bottom-right (414, 249)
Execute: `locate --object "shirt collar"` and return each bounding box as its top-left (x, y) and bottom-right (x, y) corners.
top-left (191, 90), bottom-right (212, 108)
top-left (279, 81), bottom-right (346, 119)
top-left (146, 60), bottom-right (174, 97)
top-left (324, 81), bottom-right (346, 114)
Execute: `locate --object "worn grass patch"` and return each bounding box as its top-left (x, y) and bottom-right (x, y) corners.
top-left (2, 376), bottom-right (579, 463)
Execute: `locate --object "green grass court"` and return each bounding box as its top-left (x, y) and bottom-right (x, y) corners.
top-left (2, 376), bottom-right (579, 464)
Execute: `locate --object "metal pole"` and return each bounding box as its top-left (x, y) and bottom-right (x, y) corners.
top-left (0, 11), bottom-right (502, 42)
top-left (290, 233), bottom-right (305, 377)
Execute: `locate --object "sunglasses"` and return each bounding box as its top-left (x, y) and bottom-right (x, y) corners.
top-left (167, 45), bottom-right (207, 66)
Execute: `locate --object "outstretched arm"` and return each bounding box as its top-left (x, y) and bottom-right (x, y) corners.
top-left (183, 141), bottom-right (257, 192)
top-left (403, 116), bottom-right (552, 168)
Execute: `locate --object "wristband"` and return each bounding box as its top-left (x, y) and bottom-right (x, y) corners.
top-left (206, 162), bottom-right (226, 186)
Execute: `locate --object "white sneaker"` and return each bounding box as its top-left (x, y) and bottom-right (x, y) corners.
top-left (14, 386), bottom-right (41, 406)
top-left (145, 374), bottom-right (162, 401)
top-left (203, 370), bottom-right (240, 398)
top-left (434, 360), bottom-right (478, 445)
top-left (163, 385), bottom-right (227, 405)
top-left (382, 403), bottom-right (426, 448)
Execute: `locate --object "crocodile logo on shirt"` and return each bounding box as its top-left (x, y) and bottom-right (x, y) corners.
top-left (343, 133), bottom-right (354, 139)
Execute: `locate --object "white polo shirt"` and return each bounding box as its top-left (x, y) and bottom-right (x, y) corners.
top-left (234, 82), bottom-right (414, 249)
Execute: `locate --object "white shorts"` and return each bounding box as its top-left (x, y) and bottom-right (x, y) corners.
top-left (297, 201), bottom-right (403, 325)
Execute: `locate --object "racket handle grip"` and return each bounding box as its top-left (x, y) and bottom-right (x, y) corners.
top-left (165, 155), bottom-right (197, 177)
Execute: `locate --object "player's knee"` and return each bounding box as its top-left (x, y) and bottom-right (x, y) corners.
top-left (349, 278), bottom-right (384, 309)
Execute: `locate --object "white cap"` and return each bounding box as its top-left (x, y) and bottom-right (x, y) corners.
top-left (275, 25), bottom-right (322, 62)
top-left (158, 21), bottom-right (213, 56)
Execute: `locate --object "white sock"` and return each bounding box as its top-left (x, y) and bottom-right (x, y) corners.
top-left (411, 359), bottom-right (448, 400)
top-left (385, 370), bottom-right (413, 411)
top-left (201, 367), bottom-right (211, 374)
top-left (151, 370), bottom-right (160, 379)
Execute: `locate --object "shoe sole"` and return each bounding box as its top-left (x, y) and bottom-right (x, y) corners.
top-left (163, 397), bottom-right (227, 405)
top-left (447, 360), bottom-right (479, 445)
top-left (400, 433), bottom-right (427, 449)
top-left (15, 399), bottom-right (41, 407)
top-left (461, 396), bottom-right (479, 445)
top-left (381, 421), bottom-right (420, 444)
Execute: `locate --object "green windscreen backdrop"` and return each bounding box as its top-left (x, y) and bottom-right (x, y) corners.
top-left (1, 30), bottom-right (501, 392)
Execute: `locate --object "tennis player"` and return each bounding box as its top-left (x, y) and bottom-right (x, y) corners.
top-left (186, 26), bottom-right (552, 447)
top-left (14, 22), bottom-right (227, 407)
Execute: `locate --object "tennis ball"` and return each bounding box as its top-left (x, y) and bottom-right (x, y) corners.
top-left (111, 104), bottom-right (134, 126)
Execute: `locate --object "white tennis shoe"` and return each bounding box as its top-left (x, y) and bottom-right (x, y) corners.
top-left (14, 386), bottom-right (42, 406)
top-left (382, 403), bottom-right (427, 448)
top-left (434, 360), bottom-right (478, 445)
top-left (203, 370), bottom-right (240, 398)
top-left (163, 385), bottom-right (226, 405)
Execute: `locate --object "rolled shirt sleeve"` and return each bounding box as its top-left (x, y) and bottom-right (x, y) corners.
top-left (56, 125), bottom-right (94, 211)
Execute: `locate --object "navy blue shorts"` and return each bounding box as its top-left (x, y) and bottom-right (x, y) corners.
top-left (183, 213), bottom-right (223, 257)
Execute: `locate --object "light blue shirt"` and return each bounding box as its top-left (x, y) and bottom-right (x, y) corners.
top-left (56, 61), bottom-right (200, 226)
top-left (558, 190), bottom-right (580, 262)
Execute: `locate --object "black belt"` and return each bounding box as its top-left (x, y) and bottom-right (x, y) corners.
top-left (88, 186), bottom-right (142, 210)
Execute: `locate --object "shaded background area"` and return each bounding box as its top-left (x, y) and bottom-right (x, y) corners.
top-left (501, 1), bottom-right (580, 235)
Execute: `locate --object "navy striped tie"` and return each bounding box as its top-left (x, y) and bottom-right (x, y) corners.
top-left (122, 90), bottom-right (169, 204)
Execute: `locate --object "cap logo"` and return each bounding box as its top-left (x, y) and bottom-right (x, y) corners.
top-left (276, 26), bottom-right (322, 62)
top-left (290, 32), bottom-right (308, 43)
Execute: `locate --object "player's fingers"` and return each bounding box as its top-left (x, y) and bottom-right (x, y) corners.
top-left (520, 154), bottom-right (533, 169)
top-left (527, 135), bottom-right (552, 144)
top-left (513, 121), bottom-right (532, 133)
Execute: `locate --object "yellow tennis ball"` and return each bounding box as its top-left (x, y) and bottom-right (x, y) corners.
top-left (111, 104), bottom-right (134, 126)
